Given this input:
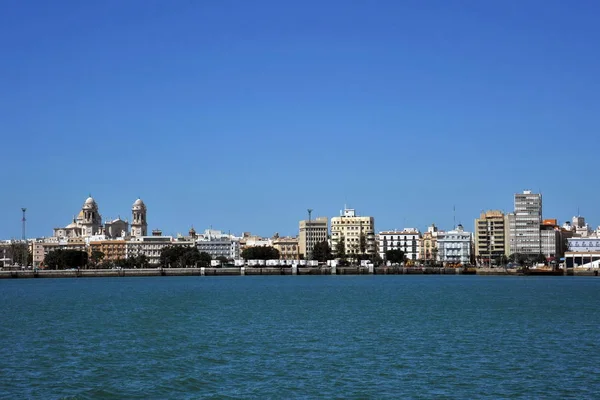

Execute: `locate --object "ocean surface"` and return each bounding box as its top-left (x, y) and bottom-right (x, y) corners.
top-left (1, 276), bottom-right (599, 399)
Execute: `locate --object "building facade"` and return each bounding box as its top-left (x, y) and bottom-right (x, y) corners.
top-left (474, 210), bottom-right (508, 265)
top-left (564, 237), bottom-right (600, 268)
top-left (419, 224), bottom-right (441, 262)
top-left (125, 236), bottom-right (188, 265)
top-left (196, 237), bottom-right (240, 260)
top-left (273, 236), bottom-right (300, 260)
top-left (89, 240), bottom-right (127, 261)
top-left (508, 190), bottom-right (542, 255)
top-left (378, 229), bottom-right (421, 261)
top-left (437, 225), bottom-right (472, 265)
top-left (298, 217), bottom-right (328, 259)
top-left (331, 208), bottom-right (376, 258)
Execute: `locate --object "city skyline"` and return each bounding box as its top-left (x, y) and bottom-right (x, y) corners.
top-left (1, 1), bottom-right (599, 238)
top-left (0, 190), bottom-right (596, 240)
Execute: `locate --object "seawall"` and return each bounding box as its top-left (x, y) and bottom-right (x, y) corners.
top-left (2, 266), bottom-right (592, 279)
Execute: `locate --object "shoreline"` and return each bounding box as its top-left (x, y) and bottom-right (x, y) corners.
top-left (0, 267), bottom-right (596, 279)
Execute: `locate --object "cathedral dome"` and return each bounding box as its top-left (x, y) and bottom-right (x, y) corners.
top-left (132, 198), bottom-right (145, 210)
top-left (82, 196), bottom-right (97, 209)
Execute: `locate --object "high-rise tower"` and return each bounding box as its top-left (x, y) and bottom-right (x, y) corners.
top-left (131, 198), bottom-right (147, 238)
top-left (508, 190), bottom-right (542, 256)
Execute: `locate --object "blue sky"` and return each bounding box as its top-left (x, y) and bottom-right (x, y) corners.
top-left (1, 0), bottom-right (599, 239)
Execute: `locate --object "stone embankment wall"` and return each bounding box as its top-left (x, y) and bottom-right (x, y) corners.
top-left (0, 267), bottom-right (595, 279)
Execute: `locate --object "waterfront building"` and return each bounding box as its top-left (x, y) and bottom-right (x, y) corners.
top-left (474, 211), bottom-right (509, 265)
top-left (330, 208), bottom-right (376, 258)
top-left (89, 239), bottom-right (127, 261)
top-left (564, 237), bottom-right (600, 268)
top-left (32, 241), bottom-right (44, 267)
top-left (239, 233), bottom-right (272, 249)
top-left (378, 228), bottom-right (421, 261)
top-left (131, 198), bottom-right (148, 238)
top-left (273, 236), bottom-right (300, 260)
top-left (195, 230), bottom-right (240, 260)
top-left (508, 190), bottom-right (542, 256)
top-left (40, 238), bottom-right (87, 267)
top-left (540, 222), bottom-right (563, 260)
top-left (419, 224), bottom-right (442, 262)
top-left (126, 236), bottom-right (192, 265)
top-left (437, 224), bottom-right (472, 265)
top-left (298, 217), bottom-right (328, 259)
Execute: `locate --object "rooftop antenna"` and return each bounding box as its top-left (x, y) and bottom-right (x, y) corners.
top-left (21, 208), bottom-right (27, 266)
top-left (453, 205), bottom-right (456, 230)
top-left (21, 208), bottom-right (26, 241)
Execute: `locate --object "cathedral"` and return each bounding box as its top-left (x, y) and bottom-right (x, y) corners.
top-left (53, 196), bottom-right (147, 239)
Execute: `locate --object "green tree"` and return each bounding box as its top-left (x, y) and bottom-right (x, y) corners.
top-left (359, 234), bottom-right (366, 255)
top-left (159, 245), bottom-right (203, 268)
top-left (90, 250), bottom-right (105, 269)
top-left (311, 240), bottom-right (332, 262)
top-left (43, 249), bottom-right (63, 270)
top-left (10, 242), bottom-right (29, 266)
top-left (43, 249), bottom-right (88, 269)
top-left (385, 249), bottom-right (405, 264)
top-left (241, 246), bottom-right (280, 260)
top-left (135, 254), bottom-right (149, 268)
top-left (216, 255), bottom-right (228, 265)
top-left (335, 237), bottom-right (346, 259)
top-left (199, 252), bottom-right (212, 267)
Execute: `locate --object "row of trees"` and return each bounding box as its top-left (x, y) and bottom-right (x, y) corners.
top-left (44, 249), bottom-right (88, 270)
top-left (159, 246), bottom-right (212, 268)
top-left (0, 243), bottom-right (32, 267)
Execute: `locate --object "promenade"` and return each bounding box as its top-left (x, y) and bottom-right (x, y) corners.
top-left (0, 267), bottom-right (595, 279)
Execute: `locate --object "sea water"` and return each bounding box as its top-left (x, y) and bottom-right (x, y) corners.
top-left (1, 276), bottom-right (599, 399)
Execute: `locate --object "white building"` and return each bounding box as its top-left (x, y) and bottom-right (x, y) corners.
top-left (564, 237), bottom-right (600, 269)
top-left (195, 230), bottom-right (241, 260)
top-left (331, 208), bottom-right (376, 258)
top-left (126, 236), bottom-right (193, 265)
top-left (378, 228), bottom-right (421, 261)
top-left (437, 224), bottom-right (472, 265)
top-left (508, 190), bottom-right (542, 255)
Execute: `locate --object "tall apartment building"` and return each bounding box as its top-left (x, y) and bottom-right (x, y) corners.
top-left (299, 217), bottom-right (328, 259)
top-left (378, 228), bottom-right (421, 261)
top-left (331, 208), bottom-right (375, 258)
top-left (474, 210), bottom-right (508, 264)
top-left (508, 190), bottom-right (542, 255)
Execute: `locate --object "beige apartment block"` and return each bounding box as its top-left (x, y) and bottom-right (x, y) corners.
top-left (273, 236), bottom-right (300, 260)
top-left (474, 210), bottom-right (509, 263)
top-left (89, 240), bottom-right (127, 261)
top-left (419, 224), bottom-right (441, 262)
top-left (299, 217), bottom-right (328, 259)
top-left (331, 208), bottom-right (375, 258)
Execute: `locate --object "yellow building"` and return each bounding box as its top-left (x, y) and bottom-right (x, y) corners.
top-left (273, 236), bottom-right (300, 260)
top-left (331, 208), bottom-right (375, 258)
top-left (419, 224), bottom-right (440, 262)
top-left (474, 210), bottom-right (509, 264)
top-left (298, 217), bottom-right (328, 259)
top-left (89, 240), bottom-right (127, 261)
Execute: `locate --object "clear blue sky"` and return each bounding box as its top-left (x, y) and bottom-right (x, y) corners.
top-left (1, 0), bottom-right (599, 239)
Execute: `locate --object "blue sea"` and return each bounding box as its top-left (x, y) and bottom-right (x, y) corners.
top-left (1, 276), bottom-right (599, 399)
